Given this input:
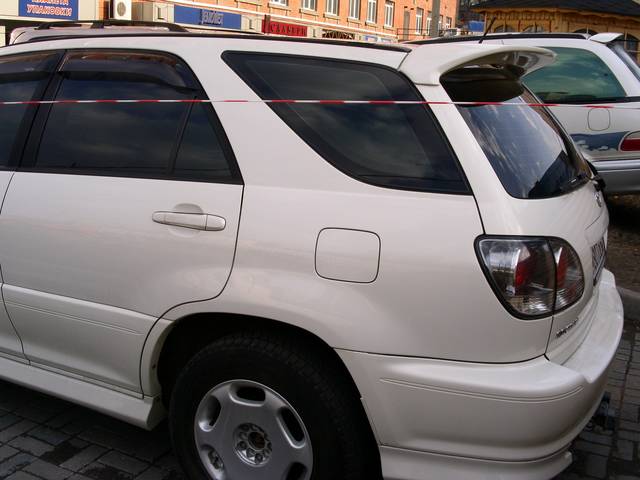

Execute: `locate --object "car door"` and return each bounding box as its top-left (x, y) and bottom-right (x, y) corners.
top-left (0, 50), bottom-right (243, 392)
top-left (0, 51), bottom-right (63, 360)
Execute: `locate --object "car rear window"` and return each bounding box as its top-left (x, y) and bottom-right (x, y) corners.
top-left (523, 47), bottom-right (626, 103)
top-left (223, 52), bottom-right (469, 194)
top-left (443, 66), bottom-right (591, 199)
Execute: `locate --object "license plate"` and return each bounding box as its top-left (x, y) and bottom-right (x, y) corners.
top-left (591, 236), bottom-right (606, 285)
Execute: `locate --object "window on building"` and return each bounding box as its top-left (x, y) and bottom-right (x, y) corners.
top-left (34, 51), bottom-right (237, 182)
top-left (223, 52), bottom-right (469, 194)
top-left (494, 24), bottom-right (515, 33)
top-left (415, 7), bottom-right (423, 33)
top-left (438, 14), bottom-right (443, 33)
top-left (367, 0), bottom-right (377, 23)
top-left (384, 1), bottom-right (394, 27)
top-left (427, 12), bottom-right (431, 35)
top-left (523, 25), bottom-right (546, 33)
top-left (0, 52), bottom-right (60, 168)
top-left (348, 0), bottom-right (360, 19)
top-left (326, 0), bottom-right (339, 15)
top-left (270, 0), bottom-right (288, 6)
top-left (523, 47), bottom-right (627, 103)
top-left (302, 0), bottom-right (317, 11)
top-left (446, 16), bottom-right (452, 29)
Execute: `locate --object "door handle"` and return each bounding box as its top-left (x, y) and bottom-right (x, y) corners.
top-left (152, 212), bottom-right (226, 231)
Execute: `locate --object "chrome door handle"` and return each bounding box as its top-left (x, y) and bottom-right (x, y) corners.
top-left (152, 212), bottom-right (226, 231)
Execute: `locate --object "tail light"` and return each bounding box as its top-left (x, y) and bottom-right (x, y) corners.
top-left (621, 132), bottom-right (640, 152)
top-left (477, 237), bottom-right (584, 318)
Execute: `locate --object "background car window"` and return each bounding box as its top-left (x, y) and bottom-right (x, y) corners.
top-left (0, 52), bottom-right (60, 168)
top-left (523, 47), bottom-right (626, 103)
top-left (223, 52), bottom-right (468, 194)
top-left (35, 51), bottom-right (237, 182)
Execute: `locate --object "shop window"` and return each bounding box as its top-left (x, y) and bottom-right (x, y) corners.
top-left (523, 25), bottom-right (547, 33)
top-left (524, 47), bottom-right (627, 103)
top-left (34, 51), bottom-right (237, 183)
top-left (223, 52), bottom-right (468, 194)
top-left (0, 52), bottom-right (60, 168)
top-left (494, 24), bottom-right (515, 33)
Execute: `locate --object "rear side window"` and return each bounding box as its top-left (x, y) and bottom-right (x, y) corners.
top-left (32, 51), bottom-right (238, 183)
top-left (223, 52), bottom-right (468, 194)
top-left (523, 47), bottom-right (626, 103)
top-left (0, 52), bottom-right (60, 168)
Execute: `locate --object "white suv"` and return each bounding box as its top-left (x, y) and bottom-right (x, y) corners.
top-left (0, 29), bottom-right (624, 480)
top-left (413, 33), bottom-right (640, 195)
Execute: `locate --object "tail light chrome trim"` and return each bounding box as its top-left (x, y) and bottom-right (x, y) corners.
top-left (476, 236), bottom-right (585, 320)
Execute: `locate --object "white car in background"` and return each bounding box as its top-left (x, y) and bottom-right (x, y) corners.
top-left (0, 24), bottom-right (624, 480)
top-left (412, 33), bottom-right (640, 195)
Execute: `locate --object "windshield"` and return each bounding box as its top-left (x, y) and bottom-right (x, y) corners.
top-left (442, 67), bottom-right (590, 199)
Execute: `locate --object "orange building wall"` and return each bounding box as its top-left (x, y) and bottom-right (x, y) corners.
top-left (130, 0), bottom-right (457, 41)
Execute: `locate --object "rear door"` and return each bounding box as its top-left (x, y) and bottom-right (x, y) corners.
top-left (0, 51), bottom-right (62, 360)
top-left (0, 50), bottom-right (242, 391)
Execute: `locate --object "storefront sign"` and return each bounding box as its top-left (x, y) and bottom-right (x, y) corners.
top-left (174, 5), bottom-right (242, 30)
top-left (322, 29), bottom-right (354, 39)
top-left (19, 0), bottom-right (79, 20)
top-left (262, 18), bottom-right (307, 37)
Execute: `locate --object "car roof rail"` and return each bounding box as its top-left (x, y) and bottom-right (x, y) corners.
top-left (34, 19), bottom-right (188, 32)
top-left (409, 33), bottom-right (588, 45)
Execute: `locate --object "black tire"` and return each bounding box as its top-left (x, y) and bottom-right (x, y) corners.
top-left (169, 330), bottom-right (381, 480)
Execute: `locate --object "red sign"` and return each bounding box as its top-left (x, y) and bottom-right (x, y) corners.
top-left (262, 18), bottom-right (307, 37)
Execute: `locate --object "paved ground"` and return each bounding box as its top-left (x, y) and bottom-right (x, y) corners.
top-left (606, 195), bottom-right (640, 292)
top-left (0, 196), bottom-right (637, 480)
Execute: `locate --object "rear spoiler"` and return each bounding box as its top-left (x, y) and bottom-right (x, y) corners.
top-left (399, 44), bottom-right (555, 86)
top-left (588, 33), bottom-right (624, 45)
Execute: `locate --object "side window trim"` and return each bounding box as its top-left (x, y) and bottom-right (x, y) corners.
top-left (2, 50), bottom-right (65, 171)
top-left (20, 49), bottom-right (243, 185)
top-left (222, 51), bottom-right (471, 195)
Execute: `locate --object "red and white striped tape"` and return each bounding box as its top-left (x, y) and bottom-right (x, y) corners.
top-left (0, 99), bottom-right (638, 109)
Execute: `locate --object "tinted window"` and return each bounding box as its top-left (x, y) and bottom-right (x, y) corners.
top-left (524, 47), bottom-right (626, 103)
top-left (35, 51), bottom-right (237, 182)
top-left (0, 52), bottom-right (59, 167)
top-left (223, 52), bottom-right (468, 194)
top-left (457, 89), bottom-right (590, 199)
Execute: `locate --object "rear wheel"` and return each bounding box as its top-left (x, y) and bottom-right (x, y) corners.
top-left (169, 332), bottom-right (380, 480)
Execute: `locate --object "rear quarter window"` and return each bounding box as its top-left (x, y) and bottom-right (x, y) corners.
top-left (222, 52), bottom-right (469, 194)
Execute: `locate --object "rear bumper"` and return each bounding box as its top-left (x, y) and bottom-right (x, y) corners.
top-left (338, 269), bottom-right (623, 479)
top-left (593, 158), bottom-right (640, 195)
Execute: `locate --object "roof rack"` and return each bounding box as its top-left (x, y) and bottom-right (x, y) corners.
top-left (35, 19), bottom-right (188, 32)
top-left (409, 33), bottom-right (588, 45)
top-left (19, 31), bottom-right (411, 52)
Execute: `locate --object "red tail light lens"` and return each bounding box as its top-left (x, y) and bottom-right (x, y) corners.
top-left (477, 237), bottom-right (584, 318)
top-left (621, 132), bottom-right (640, 152)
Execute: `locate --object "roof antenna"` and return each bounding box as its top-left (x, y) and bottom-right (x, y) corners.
top-left (479, 16), bottom-right (497, 44)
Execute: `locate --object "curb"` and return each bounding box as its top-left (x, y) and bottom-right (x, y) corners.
top-left (619, 287), bottom-right (640, 322)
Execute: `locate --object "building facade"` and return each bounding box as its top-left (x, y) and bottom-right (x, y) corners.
top-left (0, 0), bottom-right (100, 45)
top-left (473, 0), bottom-right (640, 58)
top-left (126, 0), bottom-right (458, 42)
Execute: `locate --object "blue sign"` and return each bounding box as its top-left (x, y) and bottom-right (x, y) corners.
top-left (19, 0), bottom-right (79, 20)
top-left (174, 5), bottom-right (242, 30)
